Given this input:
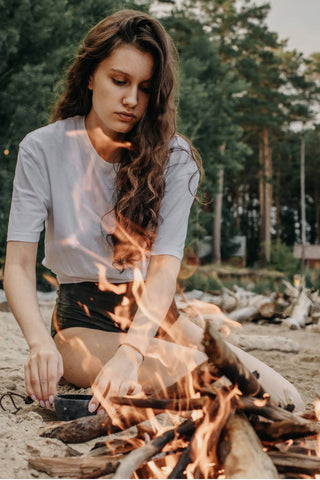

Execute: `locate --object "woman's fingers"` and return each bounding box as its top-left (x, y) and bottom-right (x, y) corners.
top-left (38, 355), bottom-right (49, 406)
top-left (47, 354), bottom-right (60, 404)
top-left (25, 349), bottom-right (64, 407)
top-left (90, 378), bottom-right (110, 412)
top-left (26, 356), bottom-right (42, 403)
top-left (24, 362), bottom-right (36, 401)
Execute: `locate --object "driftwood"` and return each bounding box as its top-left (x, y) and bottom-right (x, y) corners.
top-left (39, 414), bottom-right (122, 443)
top-left (218, 412), bottom-right (279, 479)
top-left (28, 455), bottom-right (120, 478)
top-left (228, 295), bottom-right (275, 323)
top-left (229, 334), bottom-right (300, 353)
top-left (39, 408), bottom-right (146, 443)
top-left (285, 290), bottom-right (312, 329)
top-left (203, 320), bottom-right (265, 397)
top-left (268, 451), bottom-right (320, 475)
top-left (253, 419), bottom-right (320, 442)
top-left (236, 395), bottom-right (309, 424)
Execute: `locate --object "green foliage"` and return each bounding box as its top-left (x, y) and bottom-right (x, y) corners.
top-left (268, 241), bottom-right (300, 280)
top-left (251, 279), bottom-right (275, 295)
top-left (305, 267), bottom-right (320, 291)
top-left (179, 271), bottom-right (223, 292)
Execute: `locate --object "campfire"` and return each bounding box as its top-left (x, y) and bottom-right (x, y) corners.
top-left (29, 319), bottom-right (320, 479)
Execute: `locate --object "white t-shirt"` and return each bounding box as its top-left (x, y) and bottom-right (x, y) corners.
top-left (7, 116), bottom-right (199, 284)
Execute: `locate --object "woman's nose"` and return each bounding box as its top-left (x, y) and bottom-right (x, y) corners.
top-left (122, 87), bottom-right (138, 108)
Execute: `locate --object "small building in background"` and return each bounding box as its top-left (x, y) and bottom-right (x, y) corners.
top-left (293, 244), bottom-right (320, 269)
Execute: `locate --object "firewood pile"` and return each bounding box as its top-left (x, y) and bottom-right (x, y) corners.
top-left (177, 279), bottom-right (320, 331)
top-left (29, 321), bottom-right (320, 479)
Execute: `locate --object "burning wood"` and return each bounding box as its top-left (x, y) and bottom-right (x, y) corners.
top-left (29, 320), bottom-right (320, 479)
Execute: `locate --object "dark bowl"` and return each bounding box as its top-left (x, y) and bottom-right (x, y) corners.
top-left (54, 394), bottom-right (96, 421)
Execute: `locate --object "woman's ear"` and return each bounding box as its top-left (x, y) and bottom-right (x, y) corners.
top-left (88, 77), bottom-right (93, 90)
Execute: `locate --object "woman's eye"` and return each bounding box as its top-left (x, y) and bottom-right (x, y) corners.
top-left (113, 78), bottom-right (126, 86)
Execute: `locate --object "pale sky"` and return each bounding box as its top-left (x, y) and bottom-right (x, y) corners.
top-left (254, 0), bottom-right (320, 56)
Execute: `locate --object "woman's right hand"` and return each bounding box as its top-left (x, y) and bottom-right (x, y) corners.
top-left (25, 342), bottom-right (64, 408)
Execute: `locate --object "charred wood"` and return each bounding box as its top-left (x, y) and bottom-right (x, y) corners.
top-left (203, 320), bottom-right (265, 398)
top-left (113, 419), bottom-right (196, 479)
top-left (268, 451), bottom-right (320, 476)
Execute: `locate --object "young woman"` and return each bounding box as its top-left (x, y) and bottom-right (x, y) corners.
top-left (4, 10), bottom-right (304, 414)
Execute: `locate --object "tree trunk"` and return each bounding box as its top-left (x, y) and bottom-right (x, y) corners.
top-left (213, 167), bottom-right (224, 264)
top-left (275, 166), bottom-right (280, 241)
top-left (300, 133), bottom-right (306, 266)
top-left (314, 184), bottom-right (319, 243)
top-left (213, 142), bottom-right (226, 264)
top-left (259, 127), bottom-right (272, 264)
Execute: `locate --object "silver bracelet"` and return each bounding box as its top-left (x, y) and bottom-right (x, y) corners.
top-left (119, 342), bottom-right (145, 361)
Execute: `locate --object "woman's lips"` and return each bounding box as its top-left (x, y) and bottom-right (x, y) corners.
top-left (116, 112), bottom-right (136, 122)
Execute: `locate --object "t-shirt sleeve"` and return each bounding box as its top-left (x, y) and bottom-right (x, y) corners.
top-left (151, 143), bottom-right (199, 260)
top-left (7, 143), bottom-right (50, 242)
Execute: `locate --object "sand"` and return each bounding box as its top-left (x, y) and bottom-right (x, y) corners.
top-left (0, 289), bottom-right (319, 479)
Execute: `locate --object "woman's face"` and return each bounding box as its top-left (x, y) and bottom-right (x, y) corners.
top-left (87, 44), bottom-right (154, 139)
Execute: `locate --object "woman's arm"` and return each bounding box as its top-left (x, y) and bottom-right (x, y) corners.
top-left (121, 254), bottom-right (181, 355)
top-left (4, 241), bottom-right (63, 407)
top-left (89, 254), bottom-right (180, 410)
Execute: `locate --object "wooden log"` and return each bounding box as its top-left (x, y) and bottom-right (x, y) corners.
top-left (203, 320), bottom-right (265, 397)
top-left (228, 305), bottom-right (258, 323)
top-left (282, 280), bottom-right (299, 299)
top-left (268, 451), bottom-right (320, 476)
top-left (253, 419), bottom-right (320, 442)
top-left (218, 412), bottom-right (279, 479)
top-left (113, 419), bottom-right (196, 479)
top-left (28, 455), bottom-right (120, 478)
top-left (39, 409), bottom-right (142, 443)
top-left (221, 288), bottom-right (239, 312)
top-left (110, 395), bottom-right (207, 411)
top-left (228, 295), bottom-right (275, 323)
top-left (167, 441), bottom-right (192, 479)
top-left (229, 334), bottom-right (300, 353)
top-left (285, 290), bottom-right (312, 329)
top-left (236, 396), bottom-right (310, 424)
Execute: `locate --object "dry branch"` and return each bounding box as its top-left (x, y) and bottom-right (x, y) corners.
top-left (28, 455), bottom-right (121, 478)
top-left (39, 409), bottom-right (143, 443)
top-left (230, 334), bottom-right (300, 353)
top-left (285, 290), bottom-right (312, 329)
top-left (218, 412), bottom-right (279, 479)
top-left (113, 419), bottom-right (196, 479)
top-left (253, 419), bottom-right (320, 442)
top-left (236, 396), bottom-right (310, 424)
top-left (268, 451), bottom-right (320, 476)
top-left (110, 395), bottom-right (207, 411)
top-left (203, 320), bottom-right (265, 397)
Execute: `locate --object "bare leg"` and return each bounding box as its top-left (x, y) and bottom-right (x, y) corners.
top-left (164, 315), bottom-right (305, 411)
top-left (54, 316), bottom-right (304, 411)
top-left (54, 327), bottom-right (206, 392)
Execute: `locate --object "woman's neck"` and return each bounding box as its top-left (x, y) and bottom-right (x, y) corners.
top-left (85, 116), bottom-right (128, 163)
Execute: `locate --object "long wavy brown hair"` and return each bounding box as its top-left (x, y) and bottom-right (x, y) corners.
top-left (51, 9), bottom-right (201, 269)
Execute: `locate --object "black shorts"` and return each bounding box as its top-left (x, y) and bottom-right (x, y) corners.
top-left (51, 281), bottom-right (178, 337)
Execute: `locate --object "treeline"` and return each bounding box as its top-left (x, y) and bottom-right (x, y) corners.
top-left (1, 0), bottom-right (320, 273)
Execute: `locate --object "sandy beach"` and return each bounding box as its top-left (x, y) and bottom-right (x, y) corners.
top-left (0, 289), bottom-right (319, 479)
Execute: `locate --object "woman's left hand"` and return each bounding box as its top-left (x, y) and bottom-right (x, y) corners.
top-left (88, 344), bottom-right (143, 414)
